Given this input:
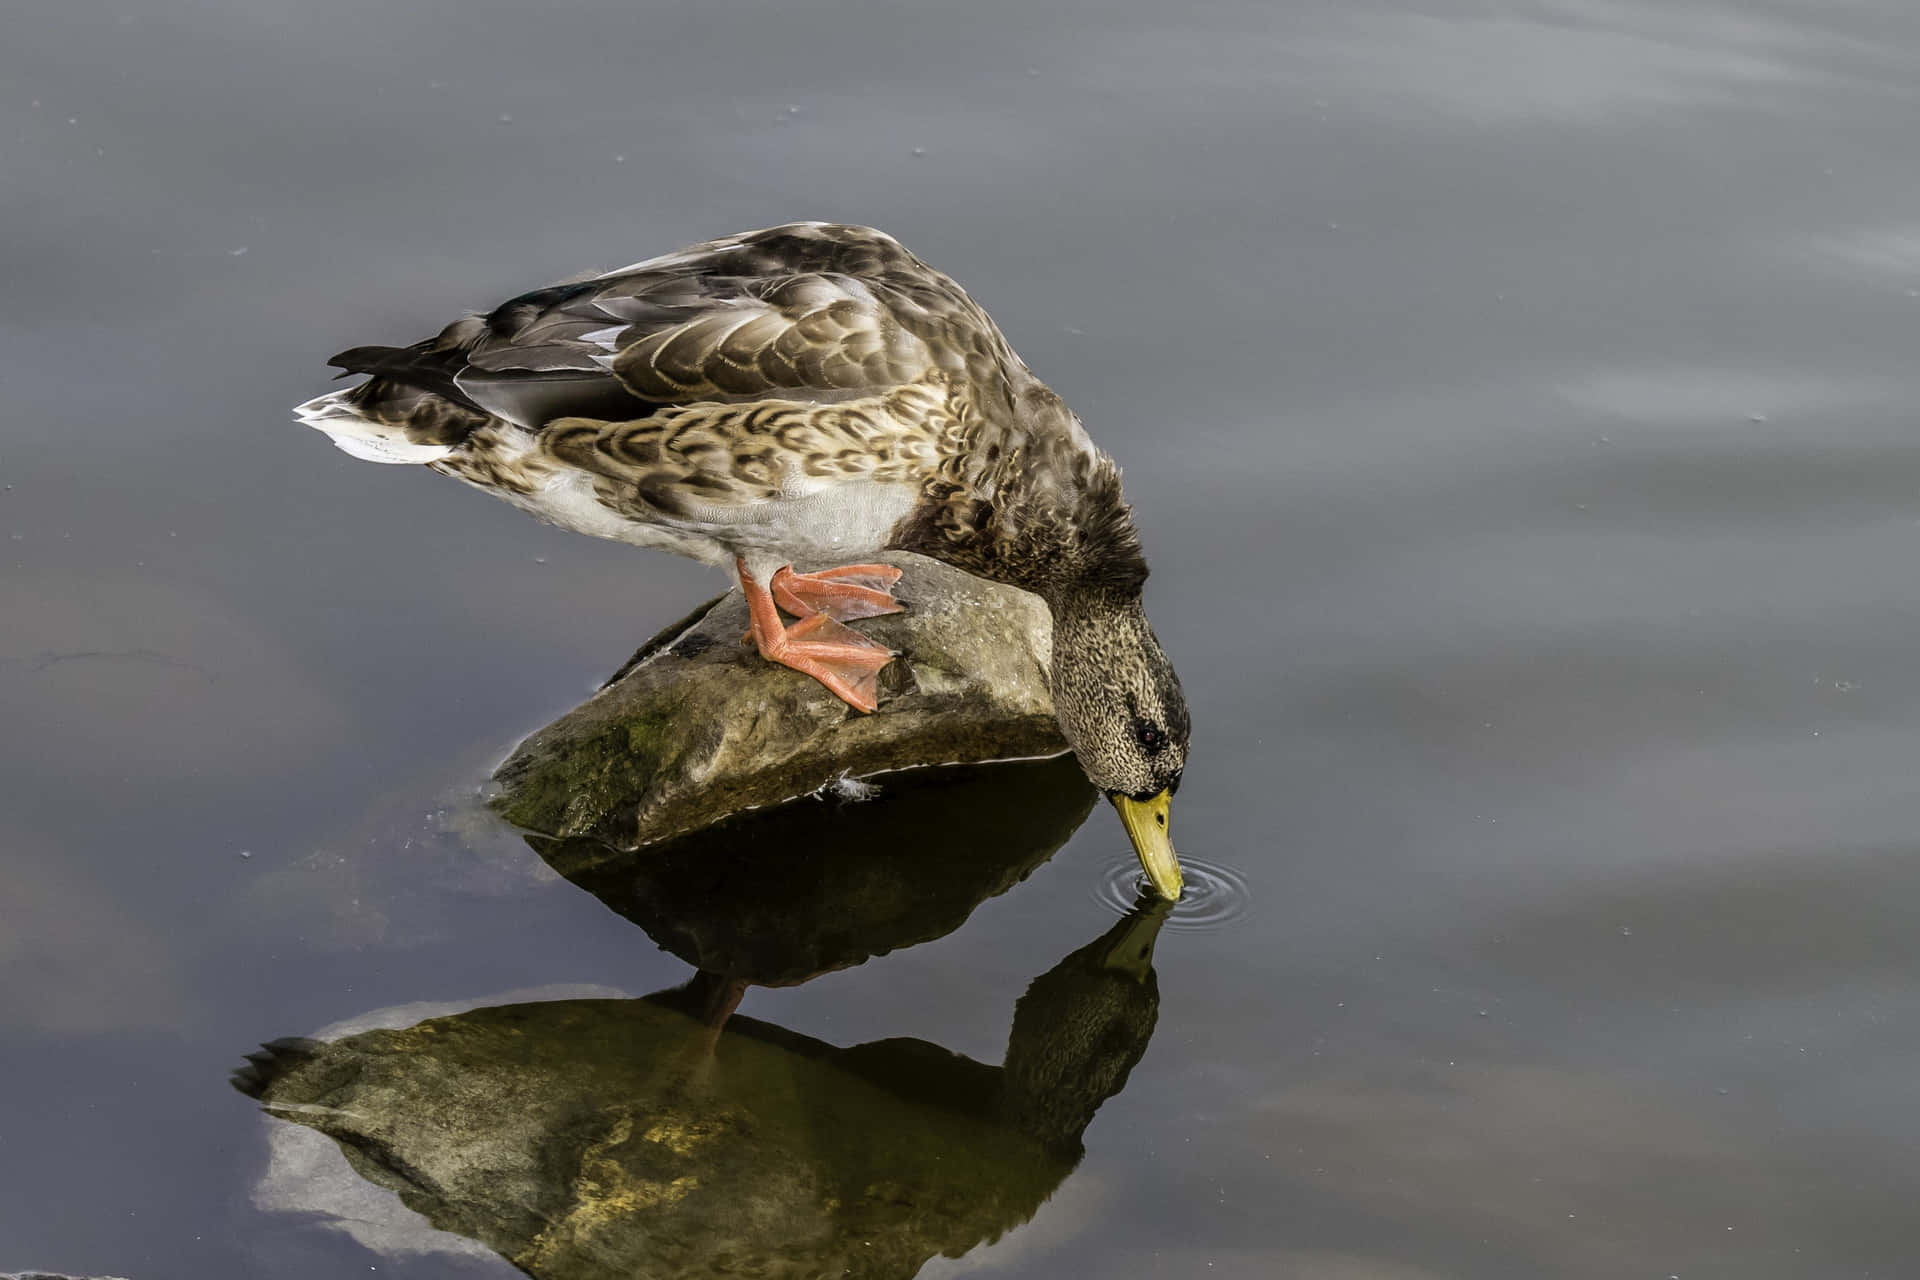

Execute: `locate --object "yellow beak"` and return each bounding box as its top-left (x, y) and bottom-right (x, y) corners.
top-left (1111, 790), bottom-right (1182, 901)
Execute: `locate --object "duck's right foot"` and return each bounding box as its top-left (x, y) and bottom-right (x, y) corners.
top-left (771, 563), bottom-right (906, 622)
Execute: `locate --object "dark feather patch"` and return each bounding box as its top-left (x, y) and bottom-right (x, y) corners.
top-left (328, 338), bottom-right (489, 415)
top-left (1068, 461), bottom-right (1150, 593)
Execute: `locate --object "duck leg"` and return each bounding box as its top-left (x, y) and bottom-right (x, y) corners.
top-left (684, 971), bottom-right (751, 1030)
top-left (737, 557), bottom-right (895, 713)
top-left (771, 563), bottom-right (905, 622)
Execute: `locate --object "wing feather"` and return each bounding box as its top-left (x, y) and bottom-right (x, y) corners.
top-left (327, 223), bottom-right (1018, 441)
top-left (459, 225), bottom-right (1016, 410)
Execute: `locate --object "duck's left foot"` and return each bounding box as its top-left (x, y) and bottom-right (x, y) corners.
top-left (763, 613), bottom-right (895, 712)
top-left (771, 563), bottom-right (905, 622)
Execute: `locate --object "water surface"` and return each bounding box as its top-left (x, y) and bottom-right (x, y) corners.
top-left (7, 0), bottom-right (1920, 1276)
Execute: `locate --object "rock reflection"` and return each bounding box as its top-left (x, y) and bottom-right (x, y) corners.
top-left (234, 899), bottom-right (1169, 1278)
top-left (531, 752), bottom-right (1097, 985)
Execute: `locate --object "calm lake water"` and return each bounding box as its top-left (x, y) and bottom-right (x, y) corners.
top-left (8, 1), bottom-right (1920, 1276)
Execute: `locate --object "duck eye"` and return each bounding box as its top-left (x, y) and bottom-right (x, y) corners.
top-left (1132, 721), bottom-right (1167, 755)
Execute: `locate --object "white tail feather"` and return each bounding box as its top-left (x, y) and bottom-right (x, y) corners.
top-left (293, 389), bottom-right (455, 465)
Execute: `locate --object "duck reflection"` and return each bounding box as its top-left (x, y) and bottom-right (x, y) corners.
top-left (235, 901), bottom-right (1169, 1278)
top-left (235, 754), bottom-right (1170, 1276)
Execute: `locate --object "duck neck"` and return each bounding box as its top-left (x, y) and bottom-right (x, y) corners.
top-left (1044, 581), bottom-right (1145, 657)
top-left (1042, 583), bottom-right (1149, 774)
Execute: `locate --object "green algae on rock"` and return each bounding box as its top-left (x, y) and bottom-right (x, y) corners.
top-left (491, 552), bottom-right (1066, 849)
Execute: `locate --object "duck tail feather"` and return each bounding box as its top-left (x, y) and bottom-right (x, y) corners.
top-left (229, 1036), bottom-right (325, 1099)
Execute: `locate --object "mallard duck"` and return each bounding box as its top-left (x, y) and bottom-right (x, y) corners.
top-left (295, 222), bottom-right (1189, 896)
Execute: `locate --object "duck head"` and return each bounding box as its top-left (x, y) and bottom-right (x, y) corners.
top-left (1049, 588), bottom-right (1190, 900)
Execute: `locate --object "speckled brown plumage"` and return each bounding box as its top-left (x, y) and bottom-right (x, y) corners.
top-left (542, 380), bottom-right (955, 517)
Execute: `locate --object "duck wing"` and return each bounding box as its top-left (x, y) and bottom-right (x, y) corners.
top-left (437, 223), bottom-right (1018, 425)
top-left (330, 223), bottom-right (1020, 431)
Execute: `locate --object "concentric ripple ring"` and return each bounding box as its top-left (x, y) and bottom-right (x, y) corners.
top-left (1092, 855), bottom-right (1252, 932)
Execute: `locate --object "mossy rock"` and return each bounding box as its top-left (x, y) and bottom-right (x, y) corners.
top-left (491, 552), bottom-right (1066, 848)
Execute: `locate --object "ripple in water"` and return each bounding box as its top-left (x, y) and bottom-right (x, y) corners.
top-left (1092, 855), bottom-right (1251, 932)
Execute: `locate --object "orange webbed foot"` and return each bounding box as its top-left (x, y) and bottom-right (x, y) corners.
top-left (767, 613), bottom-right (894, 712)
top-left (737, 557), bottom-right (898, 713)
top-left (770, 563), bottom-right (906, 622)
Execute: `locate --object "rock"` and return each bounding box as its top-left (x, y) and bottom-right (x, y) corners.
top-left (491, 552), bottom-right (1066, 848)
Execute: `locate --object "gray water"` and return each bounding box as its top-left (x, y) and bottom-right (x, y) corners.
top-left (7, 1), bottom-right (1920, 1276)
